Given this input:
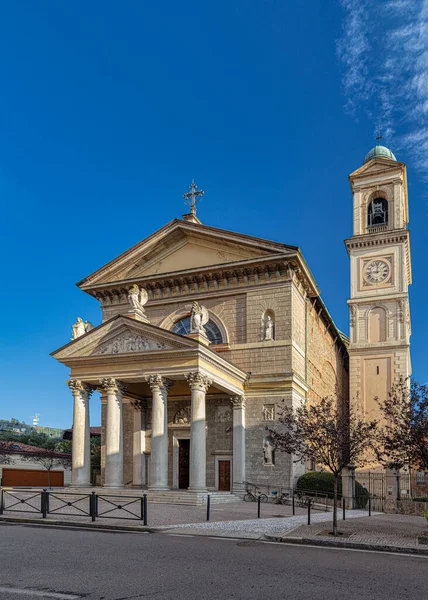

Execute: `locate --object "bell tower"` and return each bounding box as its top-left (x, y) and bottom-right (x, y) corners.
top-left (345, 143), bottom-right (412, 417)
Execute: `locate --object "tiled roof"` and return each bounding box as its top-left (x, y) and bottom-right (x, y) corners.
top-left (1, 441), bottom-right (71, 458)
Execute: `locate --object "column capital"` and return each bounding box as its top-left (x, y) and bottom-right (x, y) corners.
top-left (132, 398), bottom-right (148, 411)
top-left (186, 372), bottom-right (212, 392)
top-left (66, 379), bottom-right (95, 397)
top-left (146, 375), bottom-right (174, 392)
top-left (230, 395), bottom-right (246, 409)
top-left (99, 377), bottom-right (127, 395)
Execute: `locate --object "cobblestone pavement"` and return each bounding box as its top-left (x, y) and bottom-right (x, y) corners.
top-left (161, 509), bottom-right (376, 536)
top-left (280, 513), bottom-right (428, 549)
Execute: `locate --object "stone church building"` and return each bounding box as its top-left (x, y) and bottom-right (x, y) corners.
top-left (52, 143), bottom-right (411, 494)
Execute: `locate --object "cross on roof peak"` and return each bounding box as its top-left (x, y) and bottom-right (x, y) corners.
top-left (376, 131), bottom-right (382, 145)
top-left (183, 180), bottom-right (204, 216)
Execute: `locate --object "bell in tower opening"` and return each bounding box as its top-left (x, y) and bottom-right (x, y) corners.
top-left (368, 197), bottom-right (388, 227)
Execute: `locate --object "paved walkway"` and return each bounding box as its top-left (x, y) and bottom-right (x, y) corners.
top-left (279, 513), bottom-right (428, 550)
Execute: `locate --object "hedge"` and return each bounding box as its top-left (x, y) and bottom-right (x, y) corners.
top-left (296, 471), bottom-right (369, 508)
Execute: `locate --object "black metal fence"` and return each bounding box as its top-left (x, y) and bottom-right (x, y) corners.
top-left (0, 489), bottom-right (148, 525)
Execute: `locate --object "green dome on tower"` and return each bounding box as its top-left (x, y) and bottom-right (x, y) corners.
top-left (363, 145), bottom-right (397, 164)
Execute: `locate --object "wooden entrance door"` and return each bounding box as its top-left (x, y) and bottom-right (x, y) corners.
top-left (178, 439), bottom-right (190, 489)
top-left (218, 460), bottom-right (231, 491)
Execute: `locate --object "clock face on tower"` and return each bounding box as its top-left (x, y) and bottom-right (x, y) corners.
top-left (363, 258), bottom-right (392, 285)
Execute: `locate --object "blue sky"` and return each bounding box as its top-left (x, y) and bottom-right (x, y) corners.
top-left (1, 1), bottom-right (427, 429)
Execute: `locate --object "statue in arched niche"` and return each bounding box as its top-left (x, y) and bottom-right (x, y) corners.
top-left (263, 436), bottom-right (275, 465)
top-left (264, 313), bottom-right (275, 340)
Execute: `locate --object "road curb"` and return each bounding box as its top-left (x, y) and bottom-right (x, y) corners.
top-left (264, 534), bottom-right (428, 556)
top-left (0, 516), bottom-right (158, 533)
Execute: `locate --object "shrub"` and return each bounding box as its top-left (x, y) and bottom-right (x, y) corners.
top-left (296, 471), bottom-right (369, 508)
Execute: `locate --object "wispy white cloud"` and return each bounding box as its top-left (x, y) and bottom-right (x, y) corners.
top-left (337, 0), bottom-right (428, 173)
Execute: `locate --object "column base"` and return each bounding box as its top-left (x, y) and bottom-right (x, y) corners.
top-left (103, 483), bottom-right (125, 489)
top-left (187, 487), bottom-right (208, 493)
top-left (148, 485), bottom-right (170, 491)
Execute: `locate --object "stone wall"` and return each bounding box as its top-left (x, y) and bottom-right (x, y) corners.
top-left (307, 299), bottom-right (349, 405)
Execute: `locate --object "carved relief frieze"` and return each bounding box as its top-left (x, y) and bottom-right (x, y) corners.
top-left (216, 405), bottom-right (232, 423)
top-left (173, 406), bottom-right (191, 424)
top-left (94, 332), bottom-right (170, 355)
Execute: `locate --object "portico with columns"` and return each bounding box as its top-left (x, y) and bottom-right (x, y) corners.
top-left (53, 315), bottom-right (247, 493)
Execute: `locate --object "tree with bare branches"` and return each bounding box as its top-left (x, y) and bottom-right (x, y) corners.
top-left (0, 441), bottom-right (11, 465)
top-left (269, 396), bottom-right (378, 536)
top-left (376, 377), bottom-right (428, 473)
top-left (22, 449), bottom-right (71, 488)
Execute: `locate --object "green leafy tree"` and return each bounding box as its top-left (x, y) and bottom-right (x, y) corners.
top-left (0, 431), bottom-right (57, 450)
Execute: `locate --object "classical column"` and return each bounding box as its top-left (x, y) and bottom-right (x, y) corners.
top-left (133, 400), bottom-right (147, 487)
top-left (231, 396), bottom-right (246, 493)
top-left (67, 380), bottom-right (93, 487)
top-left (186, 372), bottom-right (212, 492)
top-left (100, 377), bottom-right (126, 488)
top-left (147, 375), bottom-right (173, 490)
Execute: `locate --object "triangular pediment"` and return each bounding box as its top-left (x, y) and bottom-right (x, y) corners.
top-left (51, 315), bottom-right (199, 361)
top-left (78, 219), bottom-right (296, 289)
top-left (350, 158), bottom-right (404, 179)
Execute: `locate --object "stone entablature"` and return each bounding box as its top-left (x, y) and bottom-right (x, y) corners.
top-left (86, 257), bottom-right (313, 308)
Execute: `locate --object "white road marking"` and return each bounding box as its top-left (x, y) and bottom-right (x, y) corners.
top-left (0, 587), bottom-right (80, 599)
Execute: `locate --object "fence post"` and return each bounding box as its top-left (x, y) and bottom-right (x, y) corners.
top-left (91, 492), bottom-right (96, 522)
top-left (41, 489), bottom-right (47, 519)
top-left (368, 494), bottom-right (371, 517)
top-left (343, 497), bottom-right (345, 521)
top-left (0, 489), bottom-right (3, 515)
top-left (140, 497), bottom-right (144, 522)
top-left (257, 495), bottom-right (261, 519)
top-left (206, 494), bottom-right (211, 522)
top-left (292, 491), bottom-right (295, 516)
top-left (307, 499), bottom-right (311, 525)
top-left (143, 494), bottom-right (148, 526)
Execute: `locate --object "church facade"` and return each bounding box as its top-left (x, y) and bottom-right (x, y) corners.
top-left (52, 143), bottom-right (411, 493)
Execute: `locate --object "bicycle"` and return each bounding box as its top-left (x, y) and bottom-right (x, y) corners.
top-left (269, 490), bottom-right (290, 505)
top-left (244, 487), bottom-right (268, 503)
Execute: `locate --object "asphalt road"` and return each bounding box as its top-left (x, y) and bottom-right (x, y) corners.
top-left (0, 523), bottom-right (426, 600)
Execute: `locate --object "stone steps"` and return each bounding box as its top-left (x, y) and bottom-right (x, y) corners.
top-left (63, 487), bottom-right (241, 506)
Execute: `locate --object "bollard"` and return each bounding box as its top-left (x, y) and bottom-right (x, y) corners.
top-left (292, 492), bottom-right (295, 516)
top-left (206, 494), bottom-right (211, 522)
top-left (368, 494), bottom-right (371, 517)
top-left (343, 498), bottom-right (346, 521)
top-left (257, 495), bottom-right (261, 519)
top-left (307, 499), bottom-right (311, 525)
top-left (46, 491), bottom-right (50, 514)
top-left (143, 494), bottom-right (148, 526)
top-left (41, 489), bottom-right (47, 519)
top-left (0, 489), bottom-right (3, 515)
top-left (140, 497), bottom-right (145, 522)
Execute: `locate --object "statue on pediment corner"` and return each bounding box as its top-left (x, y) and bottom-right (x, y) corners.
top-left (71, 317), bottom-right (94, 340)
top-left (128, 284), bottom-right (149, 314)
top-left (190, 301), bottom-right (209, 335)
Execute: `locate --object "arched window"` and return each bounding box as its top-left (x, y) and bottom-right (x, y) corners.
top-left (368, 307), bottom-right (387, 343)
top-left (368, 198), bottom-right (388, 227)
top-left (172, 316), bottom-right (223, 345)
